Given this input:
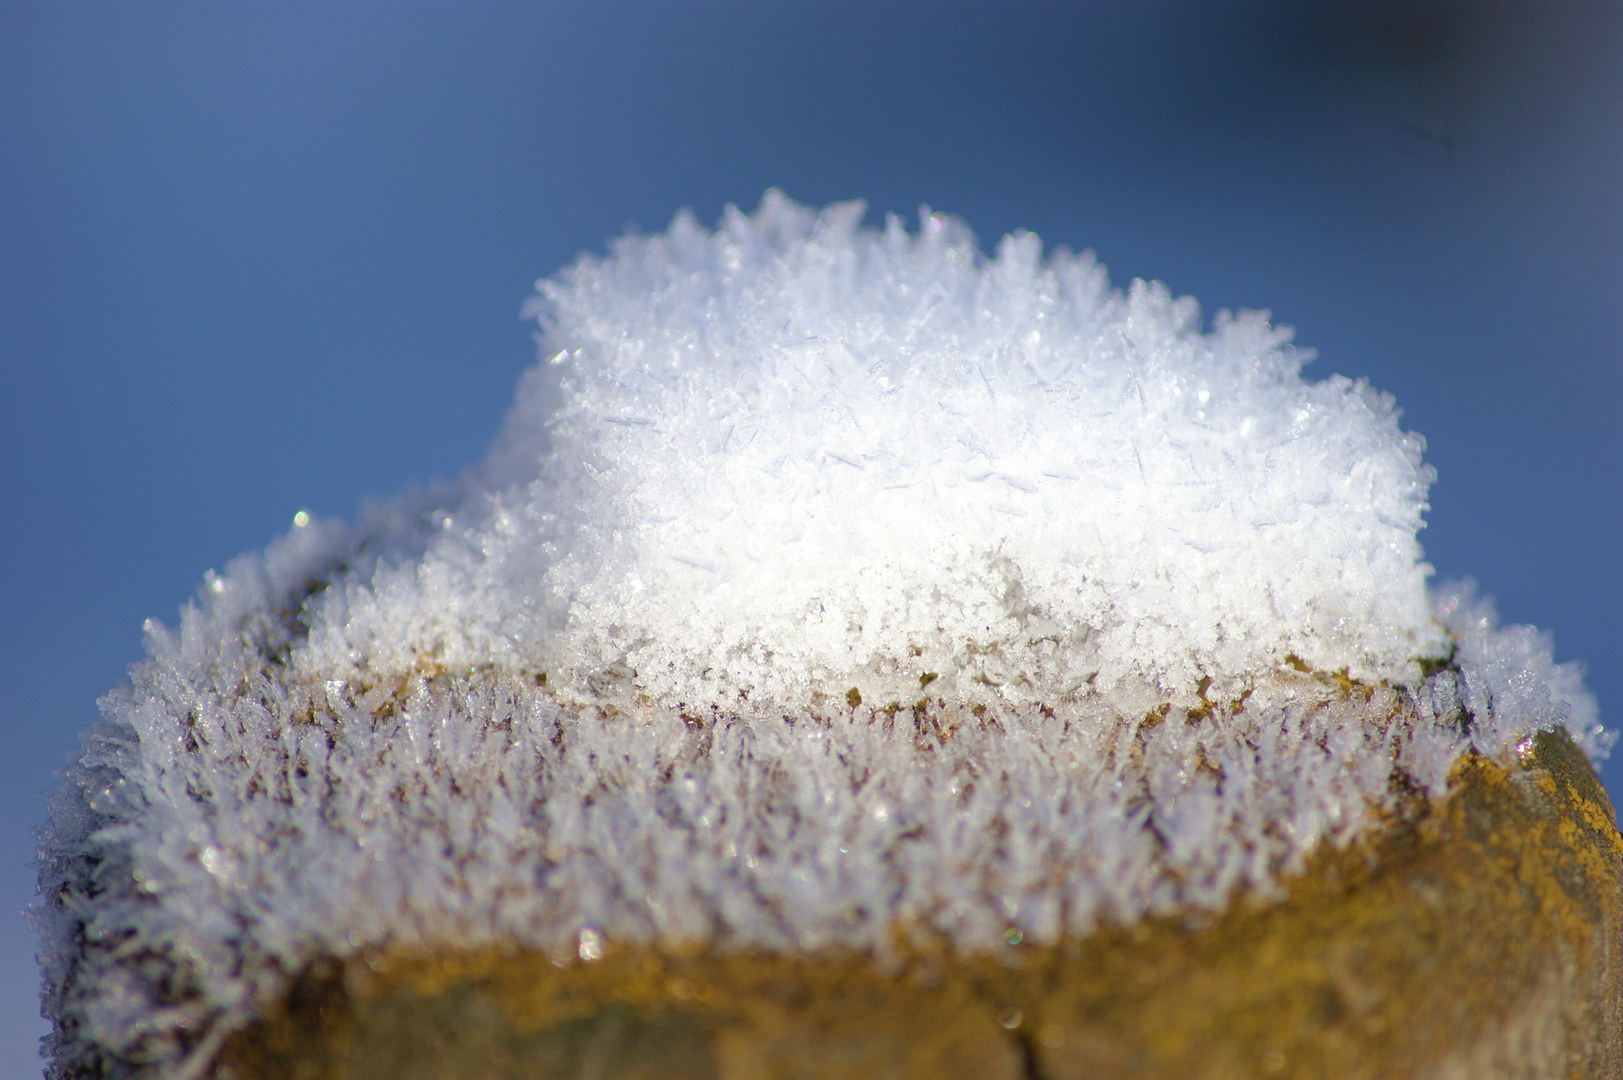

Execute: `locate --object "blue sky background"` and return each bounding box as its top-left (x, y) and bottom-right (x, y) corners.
top-left (2, 1), bottom-right (1619, 1070)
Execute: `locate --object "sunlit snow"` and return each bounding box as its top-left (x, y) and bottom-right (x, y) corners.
top-left (34, 193), bottom-right (1608, 1076)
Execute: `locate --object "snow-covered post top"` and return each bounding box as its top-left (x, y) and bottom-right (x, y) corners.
top-left (35, 192), bottom-right (1609, 1079)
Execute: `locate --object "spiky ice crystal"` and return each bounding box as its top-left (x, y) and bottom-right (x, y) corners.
top-left (35, 193), bottom-right (1609, 1076)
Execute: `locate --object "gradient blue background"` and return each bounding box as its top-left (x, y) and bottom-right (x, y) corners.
top-left (3, 1), bottom-right (1619, 1071)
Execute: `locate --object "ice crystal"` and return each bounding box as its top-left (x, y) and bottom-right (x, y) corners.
top-left (34, 193), bottom-right (1607, 1078)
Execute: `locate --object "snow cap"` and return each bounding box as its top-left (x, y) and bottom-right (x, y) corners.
top-left (299, 190), bottom-right (1445, 710)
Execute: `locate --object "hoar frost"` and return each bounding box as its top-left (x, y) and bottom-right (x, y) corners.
top-left (34, 192), bottom-right (1609, 1078)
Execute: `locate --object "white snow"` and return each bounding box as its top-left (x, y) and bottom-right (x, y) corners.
top-left (34, 193), bottom-right (1609, 1078)
top-left (301, 191), bottom-right (1445, 709)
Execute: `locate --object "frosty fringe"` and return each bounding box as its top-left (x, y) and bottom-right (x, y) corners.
top-left (35, 193), bottom-right (1608, 1078)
